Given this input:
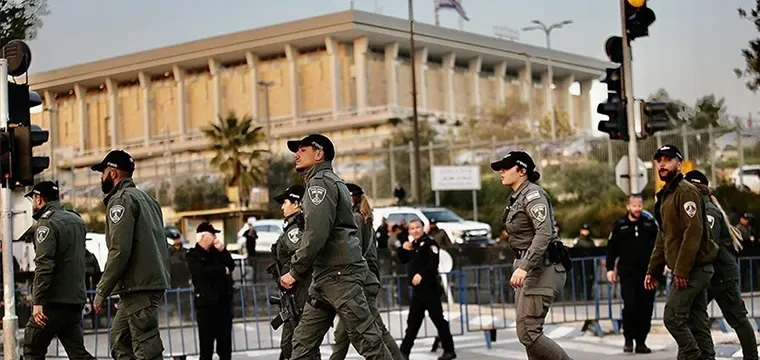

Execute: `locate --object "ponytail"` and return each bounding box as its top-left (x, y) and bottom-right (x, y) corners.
top-left (358, 195), bottom-right (373, 224)
top-left (527, 170), bottom-right (541, 183)
top-left (709, 194), bottom-right (743, 252)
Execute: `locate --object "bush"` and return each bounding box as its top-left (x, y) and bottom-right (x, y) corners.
top-left (173, 176), bottom-right (230, 212)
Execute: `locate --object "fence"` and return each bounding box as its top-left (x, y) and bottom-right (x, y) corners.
top-left (10, 255), bottom-right (760, 358)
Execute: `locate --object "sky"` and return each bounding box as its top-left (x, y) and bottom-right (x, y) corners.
top-left (23, 0), bottom-right (760, 122)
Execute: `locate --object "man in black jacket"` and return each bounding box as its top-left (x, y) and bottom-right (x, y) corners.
top-left (186, 222), bottom-right (235, 360)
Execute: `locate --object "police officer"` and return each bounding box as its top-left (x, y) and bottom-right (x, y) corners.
top-left (22, 181), bottom-right (95, 360)
top-left (331, 183), bottom-right (404, 360)
top-left (397, 219), bottom-right (456, 360)
top-left (271, 184), bottom-right (319, 360)
top-left (490, 151), bottom-right (571, 359)
top-left (605, 194), bottom-right (658, 353)
top-left (279, 134), bottom-right (393, 360)
top-left (684, 170), bottom-right (758, 360)
top-left (427, 219), bottom-right (452, 247)
top-left (91, 149), bottom-right (171, 360)
top-left (645, 145), bottom-right (718, 360)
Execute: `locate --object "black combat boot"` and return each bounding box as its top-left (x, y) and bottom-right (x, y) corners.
top-left (635, 341), bottom-right (652, 354)
top-left (438, 352), bottom-right (456, 360)
top-left (623, 338), bottom-right (634, 353)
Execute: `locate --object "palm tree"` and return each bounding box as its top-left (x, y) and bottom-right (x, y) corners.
top-left (201, 112), bottom-right (267, 208)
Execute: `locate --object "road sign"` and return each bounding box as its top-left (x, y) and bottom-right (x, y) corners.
top-left (615, 156), bottom-right (648, 195)
top-left (431, 166), bottom-right (481, 191)
top-left (653, 160), bottom-right (694, 193)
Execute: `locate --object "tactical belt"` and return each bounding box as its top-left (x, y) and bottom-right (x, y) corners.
top-left (514, 250), bottom-right (527, 259)
top-left (308, 296), bottom-right (336, 316)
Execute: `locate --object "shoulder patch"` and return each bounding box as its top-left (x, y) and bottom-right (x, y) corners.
top-left (287, 228), bottom-right (300, 243)
top-left (109, 205), bottom-right (126, 224)
top-left (707, 214), bottom-right (715, 229)
top-left (529, 204), bottom-right (547, 223)
top-left (307, 186), bottom-right (327, 206)
top-left (36, 226), bottom-right (50, 243)
top-left (683, 201), bottom-right (697, 218)
top-left (41, 210), bottom-right (53, 219)
top-left (525, 190), bottom-right (541, 202)
top-left (431, 245), bottom-right (439, 254)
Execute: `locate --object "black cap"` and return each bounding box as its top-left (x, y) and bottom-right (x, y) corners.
top-left (742, 213), bottom-right (755, 220)
top-left (24, 181), bottom-right (59, 201)
top-left (196, 221), bottom-right (221, 234)
top-left (490, 151), bottom-right (536, 172)
top-left (346, 183), bottom-right (363, 197)
top-left (684, 170), bottom-right (709, 186)
top-left (581, 224), bottom-right (590, 230)
top-left (287, 134), bottom-right (335, 161)
top-left (273, 184), bottom-right (305, 204)
top-left (429, 218), bottom-right (437, 224)
top-left (91, 149), bottom-right (136, 173)
top-left (653, 144), bottom-right (684, 161)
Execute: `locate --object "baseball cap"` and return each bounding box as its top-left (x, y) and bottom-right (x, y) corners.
top-left (287, 134), bottom-right (335, 161)
top-left (429, 218), bottom-right (437, 224)
top-left (91, 149), bottom-right (136, 173)
top-left (196, 221), bottom-right (221, 234)
top-left (346, 183), bottom-right (363, 197)
top-left (684, 170), bottom-right (709, 186)
top-left (24, 181), bottom-right (59, 201)
top-left (653, 144), bottom-right (683, 161)
top-left (581, 224), bottom-right (590, 230)
top-left (273, 184), bottom-right (305, 204)
top-left (742, 213), bottom-right (755, 220)
top-left (490, 151), bottom-right (536, 172)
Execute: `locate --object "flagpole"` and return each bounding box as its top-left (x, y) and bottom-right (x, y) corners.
top-left (408, 0), bottom-right (423, 205)
top-left (457, 0), bottom-right (463, 30)
top-left (434, 0), bottom-right (440, 26)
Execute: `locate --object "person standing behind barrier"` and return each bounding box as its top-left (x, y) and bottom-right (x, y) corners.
top-left (91, 149), bottom-right (171, 360)
top-left (645, 145), bottom-right (718, 360)
top-left (186, 222), bottom-right (235, 360)
top-left (490, 151), bottom-right (572, 360)
top-left (684, 170), bottom-right (758, 360)
top-left (22, 181), bottom-right (95, 360)
top-left (331, 183), bottom-right (404, 360)
top-left (605, 194), bottom-right (658, 353)
top-left (428, 218), bottom-right (452, 247)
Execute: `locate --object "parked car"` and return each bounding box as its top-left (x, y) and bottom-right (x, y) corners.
top-left (731, 164), bottom-right (760, 193)
top-left (236, 219), bottom-right (284, 254)
top-left (85, 232), bottom-right (108, 272)
top-left (372, 206), bottom-right (493, 246)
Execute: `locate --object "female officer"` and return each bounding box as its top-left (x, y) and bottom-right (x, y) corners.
top-left (271, 185), bottom-right (319, 360)
top-left (490, 151), bottom-right (571, 360)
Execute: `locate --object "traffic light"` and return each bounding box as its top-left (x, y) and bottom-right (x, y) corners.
top-left (597, 35), bottom-right (628, 141)
top-left (641, 101), bottom-right (670, 136)
top-left (0, 130), bottom-right (11, 181)
top-left (625, 0), bottom-right (656, 41)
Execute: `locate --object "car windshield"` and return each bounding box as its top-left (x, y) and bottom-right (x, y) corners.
top-left (421, 209), bottom-right (465, 223)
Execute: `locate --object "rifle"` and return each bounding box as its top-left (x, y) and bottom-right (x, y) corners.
top-left (266, 259), bottom-right (301, 331)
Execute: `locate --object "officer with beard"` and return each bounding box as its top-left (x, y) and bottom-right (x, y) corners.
top-left (91, 149), bottom-right (171, 360)
top-left (605, 194), bottom-right (658, 353)
top-left (645, 145), bottom-right (718, 360)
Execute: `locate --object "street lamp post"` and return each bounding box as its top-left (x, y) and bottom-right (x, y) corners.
top-left (408, 0), bottom-right (423, 205)
top-left (522, 19), bottom-right (573, 141)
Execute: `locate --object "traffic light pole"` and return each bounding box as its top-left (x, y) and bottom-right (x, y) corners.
top-left (620, 0), bottom-right (639, 195)
top-left (0, 59), bottom-right (19, 360)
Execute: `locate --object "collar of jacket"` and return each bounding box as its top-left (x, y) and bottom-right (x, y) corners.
top-left (103, 178), bottom-right (136, 205)
top-left (284, 211), bottom-right (302, 225)
top-left (32, 201), bottom-right (63, 221)
top-left (302, 161), bottom-right (333, 182)
top-left (509, 179), bottom-right (531, 204)
top-left (658, 172), bottom-right (684, 198)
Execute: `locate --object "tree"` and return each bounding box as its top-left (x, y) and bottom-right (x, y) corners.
top-left (0, 0), bottom-right (49, 49)
top-left (539, 108), bottom-right (575, 138)
top-left (735, 2), bottom-right (760, 92)
top-left (173, 176), bottom-right (230, 212)
top-left (266, 155), bottom-right (303, 214)
top-left (647, 89), bottom-right (728, 129)
top-left (201, 112), bottom-right (267, 207)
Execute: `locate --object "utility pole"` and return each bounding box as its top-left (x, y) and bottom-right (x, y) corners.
top-left (408, 0), bottom-right (423, 205)
top-left (620, 0), bottom-right (638, 195)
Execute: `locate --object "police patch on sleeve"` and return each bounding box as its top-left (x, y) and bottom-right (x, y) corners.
top-left (683, 201), bottom-right (697, 218)
top-left (529, 204), bottom-right (547, 223)
top-left (307, 186), bottom-right (327, 206)
top-left (526, 191), bottom-right (541, 202)
top-left (36, 226), bottom-right (50, 244)
top-left (109, 205), bottom-right (125, 224)
top-left (707, 215), bottom-right (715, 229)
top-left (431, 245), bottom-right (439, 254)
top-left (287, 228), bottom-right (300, 243)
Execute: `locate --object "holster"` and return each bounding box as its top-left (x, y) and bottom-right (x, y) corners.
top-left (547, 241), bottom-right (572, 270)
top-left (308, 296), bottom-right (336, 317)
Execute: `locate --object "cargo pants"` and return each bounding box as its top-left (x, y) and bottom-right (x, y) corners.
top-left (663, 263), bottom-right (715, 360)
top-left (110, 291), bottom-right (165, 360)
top-left (708, 275), bottom-right (757, 359)
top-left (23, 303), bottom-right (95, 360)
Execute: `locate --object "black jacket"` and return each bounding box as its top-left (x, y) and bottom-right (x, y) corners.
top-left (186, 244), bottom-right (235, 308)
top-left (606, 214), bottom-right (658, 277)
top-left (397, 234), bottom-right (441, 289)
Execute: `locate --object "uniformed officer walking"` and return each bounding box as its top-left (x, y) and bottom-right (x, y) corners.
top-left (91, 149), bottom-right (171, 360)
top-left (427, 219), bottom-right (452, 247)
top-left (397, 219), bottom-right (456, 360)
top-left (490, 151), bottom-right (571, 359)
top-left (331, 183), bottom-right (404, 360)
top-left (22, 181), bottom-right (95, 360)
top-left (684, 170), bottom-right (758, 360)
top-left (279, 134), bottom-right (393, 360)
top-left (645, 145), bottom-right (718, 360)
top-left (605, 194), bottom-right (658, 353)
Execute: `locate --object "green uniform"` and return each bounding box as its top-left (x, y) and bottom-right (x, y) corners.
top-left (23, 201), bottom-right (95, 360)
top-left (94, 178), bottom-right (171, 360)
top-left (648, 173), bottom-right (718, 360)
top-left (702, 193), bottom-right (758, 360)
top-left (330, 208), bottom-right (403, 360)
top-left (736, 223), bottom-right (755, 243)
top-left (503, 181), bottom-right (570, 359)
top-left (288, 161), bottom-right (393, 360)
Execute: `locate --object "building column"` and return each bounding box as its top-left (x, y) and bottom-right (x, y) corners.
top-left (353, 37), bottom-right (369, 115)
top-left (561, 75), bottom-right (576, 131)
top-left (494, 61), bottom-right (507, 105)
top-left (104, 78), bottom-right (119, 147)
top-left (137, 72), bottom-right (151, 146)
top-left (43, 91), bottom-right (57, 175)
top-left (208, 59), bottom-right (222, 122)
top-left (518, 57), bottom-right (534, 135)
top-left (442, 52), bottom-right (456, 120)
top-left (284, 44), bottom-right (300, 124)
top-left (325, 37), bottom-right (341, 118)
top-left (73, 84), bottom-right (87, 151)
top-left (415, 47), bottom-right (428, 111)
top-left (580, 79), bottom-right (594, 133)
top-left (469, 56), bottom-right (482, 116)
top-left (541, 71), bottom-right (552, 114)
top-left (244, 52), bottom-right (261, 123)
top-left (384, 42), bottom-right (399, 109)
top-left (172, 65), bottom-right (187, 138)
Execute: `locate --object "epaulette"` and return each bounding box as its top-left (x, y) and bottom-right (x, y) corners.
top-left (40, 210), bottom-right (54, 219)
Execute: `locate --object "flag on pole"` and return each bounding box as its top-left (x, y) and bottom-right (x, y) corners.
top-left (436, 0), bottom-right (469, 21)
